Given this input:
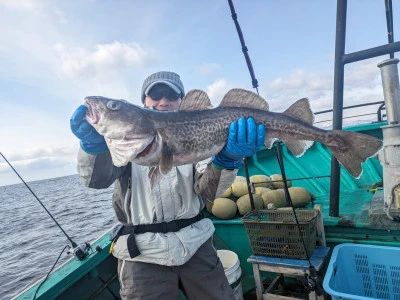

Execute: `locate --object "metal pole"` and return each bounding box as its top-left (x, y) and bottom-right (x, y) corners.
top-left (330, 0), bottom-right (347, 217)
top-left (385, 0), bottom-right (394, 58)
top-left (343, 41), bottom-right (400, 64)
top-left (378, 58), bottom-right (400, 124)
top-left (377, 58), bottom-right (400, 213)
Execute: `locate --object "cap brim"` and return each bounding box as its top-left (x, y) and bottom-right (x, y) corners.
top-left (144, 81), bottom-right (181, 96)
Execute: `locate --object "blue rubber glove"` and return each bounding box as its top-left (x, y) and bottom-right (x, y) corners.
top-left (212, 118), bottom-right (265, 169)
top-left (70, 105), bottom-right (108, 154)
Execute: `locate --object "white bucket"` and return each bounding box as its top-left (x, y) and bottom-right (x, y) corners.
top-left (217, 250), bottom-right (243, 300)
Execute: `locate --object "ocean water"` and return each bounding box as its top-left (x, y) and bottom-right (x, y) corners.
top-left (0, 175), bottom-right (116, 299)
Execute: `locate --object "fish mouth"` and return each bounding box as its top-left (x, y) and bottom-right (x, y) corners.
top-left (84, 99), bottom-right (101, 124)
top-left (136, 137), bottom-right (156, 158)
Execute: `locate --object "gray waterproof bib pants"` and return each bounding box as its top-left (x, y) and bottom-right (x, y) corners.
top-left (117, 237), bottom-right (234, 300)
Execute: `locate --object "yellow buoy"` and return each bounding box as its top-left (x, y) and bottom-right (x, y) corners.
top-left (220, 186), bottom-right (232, 198)
top-left (260, 189), bottom-right (287, 208)
top-left (231, 180), bottom-right (249, 197)
top-left (288, 187), bottom-right (312, 208)
top-left (205, 200), bottom-right (213, 213)
top-left (254, 187), bottom-right (271, 195)
top-left (234, 175), bottom-right (246, 182)
top-left (211, 198), bottom-right (238, 219)
top-left (236, 194), bottom-right (263, 215)
top-left (250, 174), bottom-right (272, 188)
top-left (270, 174), bottom-right (292, 189)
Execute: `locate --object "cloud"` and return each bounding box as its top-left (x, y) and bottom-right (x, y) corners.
top-left (196, 63), bottom-right (221, 75)
top-left (0, 97), bottom-right (80, 186)
top-left (0, 0), bottom-right (43, 15)
top-left (264, 58), bottom-right (384, 108)
top-left (0, 0), bottom-right (66, 23)
top-left (345, 58), bottom-right (383, 88)
top-left (266, 69), bottom-right (332, 109)
top-left (53, 7), bottom-right (67, 24)
top-left (0, 157), bottom-right (69, 174)
top-left (1, 146), bottom-right (77, 163)
top-left (206, 79), bottom-right (233, 105)
top-left (0, 146), bottom-right (78, 186)
top-left (54, 41), bottom-right (159, 80)
top-left (261, 58), bottom-right (386, 128)
top-left (0, 1), bottom-right (69, 84)
top-left (0, 160), bottom-right (76, 187)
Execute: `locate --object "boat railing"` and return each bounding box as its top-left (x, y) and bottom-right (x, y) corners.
top-left (314, 100), bottom-right (386, 127)
top-left (329, 0), bottom-right (400, 217)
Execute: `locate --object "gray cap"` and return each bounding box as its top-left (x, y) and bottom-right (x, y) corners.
top-left (141, 71), bottom-right (185, 103)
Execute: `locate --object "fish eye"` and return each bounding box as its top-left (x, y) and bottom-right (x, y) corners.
top-left (107, 101), bottom-right (121, 111)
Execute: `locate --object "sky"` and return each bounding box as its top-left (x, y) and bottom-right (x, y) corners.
top-left (0, 0), bottom-right (398, 186)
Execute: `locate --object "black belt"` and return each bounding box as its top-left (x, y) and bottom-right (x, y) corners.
top-left (116, 212), bottom-right (204, 259)
top-left (121, 212), bottom-right (204, 235)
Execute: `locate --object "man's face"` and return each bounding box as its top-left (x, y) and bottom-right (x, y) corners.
top-left (143, 84), bottom-right (182, 111)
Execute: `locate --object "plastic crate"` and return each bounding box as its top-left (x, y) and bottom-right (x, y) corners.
top-left (323, 243), bottom-right (400, 300)
top-left (241, 209), bottom-right (317, 259)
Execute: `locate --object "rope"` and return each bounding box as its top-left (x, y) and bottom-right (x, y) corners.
top-left (33, 245), bottom-right (70, 299)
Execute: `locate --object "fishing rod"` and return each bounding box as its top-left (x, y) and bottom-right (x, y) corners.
top-left (227, 0), bottom-right (259, 92)
top-left (0, 152), bottom-right (92, 260)
top-left (228, 0), bottom-right (260, 212)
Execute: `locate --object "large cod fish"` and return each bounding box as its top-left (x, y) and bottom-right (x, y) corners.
top-left (84, 88), bottom-right (383, 183)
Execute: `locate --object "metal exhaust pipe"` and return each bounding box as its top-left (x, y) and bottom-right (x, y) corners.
top-left (378, 58), bottom-right (400, 124)
top-left (378, 58), bottom-right (400, 217)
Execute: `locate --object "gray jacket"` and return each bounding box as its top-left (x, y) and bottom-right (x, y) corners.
top-left (77, 148), bottom-right (238, 265)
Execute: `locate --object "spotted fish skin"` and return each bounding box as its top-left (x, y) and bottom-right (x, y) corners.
top-left (84, 89), bottom-right (383, 180)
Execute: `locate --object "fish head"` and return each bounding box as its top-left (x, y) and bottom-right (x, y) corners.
top-left (84, 96), bottom-right (158, 166)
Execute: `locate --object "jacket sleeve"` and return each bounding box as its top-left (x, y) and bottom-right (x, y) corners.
top-left (194, 158), bottom-right (238, 202)
top-left (77, 148), bottom-right (128, 189)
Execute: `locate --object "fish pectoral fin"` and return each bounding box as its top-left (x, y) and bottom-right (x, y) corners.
top-left (148, 167), bottom-right (163, 189)
top-left (159, 144), bottom-right (174, 174)
top-left (219, 89), bottom-right (269, 111)
top-left (282, 98), bottom-right (314, 125)
top-left (264, 138), bottom-right (276, 149)
top-left (179, 90), bottom-right (213, 111)
top-left (282, 139), bottom-right (314, 157)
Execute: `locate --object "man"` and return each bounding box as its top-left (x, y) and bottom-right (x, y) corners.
top-left (70, 71), bottom-right (265, 299)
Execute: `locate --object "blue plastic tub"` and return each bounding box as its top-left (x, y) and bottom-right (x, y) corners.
top-left (323, 243), bottom-right (400, 300)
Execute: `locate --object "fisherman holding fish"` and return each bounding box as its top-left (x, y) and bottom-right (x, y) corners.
top-left (70, 71), bottom-right (265, 299)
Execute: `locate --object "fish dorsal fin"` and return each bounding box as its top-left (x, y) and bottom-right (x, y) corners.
top-left (219, 88), bottom-right (269, 111)
top-left (282, 98), bottom-right (314, 125)
top-left (179, 89), bottom-right (213, 111)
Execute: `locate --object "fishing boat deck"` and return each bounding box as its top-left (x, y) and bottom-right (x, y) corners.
top-left (210, 121), bottom-right (400, 296)
top-left (210, 188), bottom-right (400, 297)
top-left (17, 121), bottom-right (400, 300)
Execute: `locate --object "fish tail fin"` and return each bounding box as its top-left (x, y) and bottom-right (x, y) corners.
top-left (327, 130), bottom-right (383, 178)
